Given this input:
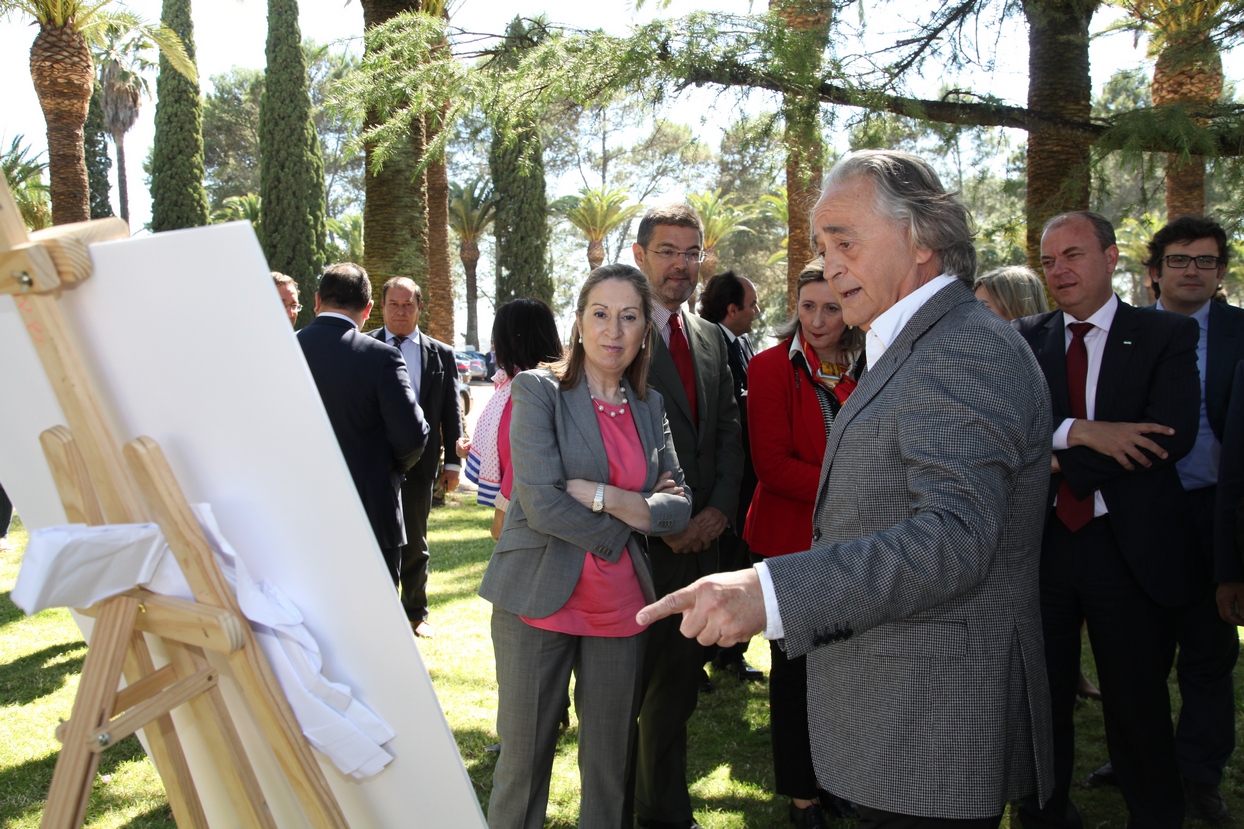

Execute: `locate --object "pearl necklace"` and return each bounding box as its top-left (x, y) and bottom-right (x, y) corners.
top-left (592, 386), bottom-right (628, 417)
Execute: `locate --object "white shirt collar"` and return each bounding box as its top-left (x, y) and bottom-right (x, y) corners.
top-left (864, 274), bottom-right (958, 369)
top-left (318, 311), bottom-right (358, 328)
top-left (715, 321), bottom-right (738, 343)
top-left (1062, 293), bottom-right (1118, 334)
top-left (381, 326), bottom-right (421, 344)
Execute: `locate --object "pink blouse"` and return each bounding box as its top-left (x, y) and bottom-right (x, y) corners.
top-left (522, 397), bottom-right (648, 637)
top-left (498, 399), bottom-right (514, 501)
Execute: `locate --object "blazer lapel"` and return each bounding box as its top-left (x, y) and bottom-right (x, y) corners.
top-left (1207, 301), bottom-right (1232, 431)
top-left (625, 378), bottom-right (661, 491)
top-left (564, 381), bottom-right (612, 484)
top-left (650, 336), bottom-right (694, 425)
top-left (1095, 300), bottom-right (1140, 421)
top-left (684, 314), bottom-right (713, 436)
top-left (1035, 311), bottom-right (1071, 420)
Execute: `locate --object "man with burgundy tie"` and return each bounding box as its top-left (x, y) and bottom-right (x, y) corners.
top-left (630, 203), bottom-right (744, 829)
top-left (1015, 211), bottom-right (1201, 829)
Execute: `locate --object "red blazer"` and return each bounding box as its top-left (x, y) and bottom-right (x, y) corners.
top-left (743, 339), bottom-right (829, 557)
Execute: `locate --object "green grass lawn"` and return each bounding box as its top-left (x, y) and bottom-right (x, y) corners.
top-left (3, 498), bottom-right (1243, 827)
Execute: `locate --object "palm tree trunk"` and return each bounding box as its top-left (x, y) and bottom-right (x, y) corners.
top-left (29, 23), bottom-right (95, 225)
top-left (115, 134), bottom-right (131, 223)
top-left (462, 238), bottom-right (480, 349)
top-left (1153, 33), bottom-right (1223, 219)
top-left (1024, 0), bottom-right (1096, 268)
top-left (426, 149), bottom-right (454, 345)
top-left (587, 238), bottom-right (605, 271)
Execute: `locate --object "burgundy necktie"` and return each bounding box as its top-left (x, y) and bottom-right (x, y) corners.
top-left (668, 313), bottom-right (698, 423)
top-left (1056, 322), bottom-right (1094, 532)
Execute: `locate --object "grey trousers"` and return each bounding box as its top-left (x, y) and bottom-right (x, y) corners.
top-left (487, 607), bottom-right (646, 829)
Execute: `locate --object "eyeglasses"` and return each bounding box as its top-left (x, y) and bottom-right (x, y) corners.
top-left (1164, 254), bottom-right (1223, 271)
top-left (285, 302), bottom-right (303, 312)
top-left (646, 247), bottom-right (705, 265)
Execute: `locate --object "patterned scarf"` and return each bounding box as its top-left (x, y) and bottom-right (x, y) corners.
top-left (464, 369), bottom-right (511, 507)
top-left (801, 338), bottom-right (858, 407)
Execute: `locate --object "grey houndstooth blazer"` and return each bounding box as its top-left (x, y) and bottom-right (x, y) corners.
top-left (478, 368), bottom-right (693, 619)
top-left (765, 279), bottom-right (1055, 819)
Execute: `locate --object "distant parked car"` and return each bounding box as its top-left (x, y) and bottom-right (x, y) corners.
top-left (454, 352), bottom-right (471, 377)
top-left (461, 349), bottom-right (496, 379)
top-left (455, 351), bottom-right (486, 382)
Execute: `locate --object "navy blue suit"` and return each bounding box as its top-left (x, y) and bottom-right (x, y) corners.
top-left (1016, 299), bottom-right (1200, 828)
top-left (298, 315), bottom-right (428, 578)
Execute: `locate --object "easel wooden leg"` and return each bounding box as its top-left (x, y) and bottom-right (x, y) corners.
top-left (164, 641), bottom-right (277, 829)
top-left (41, 595), bottom-right (139, 829)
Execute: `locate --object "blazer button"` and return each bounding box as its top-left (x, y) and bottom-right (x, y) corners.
top-left (812, 528), bottom-right (821, 542)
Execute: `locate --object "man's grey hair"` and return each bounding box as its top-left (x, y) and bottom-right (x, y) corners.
top-left (820, 150), bottom-right (977, 284)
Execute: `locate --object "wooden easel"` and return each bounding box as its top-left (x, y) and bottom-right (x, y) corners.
top-left (0, 172), bottom-right (349, 829)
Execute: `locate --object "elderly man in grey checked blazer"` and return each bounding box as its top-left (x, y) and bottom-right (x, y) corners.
top-left (639, 150), bottom-right (1055, 828)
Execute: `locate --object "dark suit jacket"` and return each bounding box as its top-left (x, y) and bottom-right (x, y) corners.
top-left (369, 328), bottom-right (461, 483)
top-left (1015, 298), bottom-right (1202, 607)
top-left (298, 315), bottom-right (429, 549)
top-left (1214, 360), bottom-right (1244, 582)
top-left (647, 310), bottom-right (744, 588)
top-left (717, 326), bottom-right (757, 530)
top-left (1144, 300), bottom-right (1244, 442)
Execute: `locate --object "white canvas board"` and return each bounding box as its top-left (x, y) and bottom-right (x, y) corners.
top-left (0, 222), bottom-right (485, 827)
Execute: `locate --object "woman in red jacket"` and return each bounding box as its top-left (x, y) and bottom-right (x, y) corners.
top-left (744, 258), bottom-right (864, 827)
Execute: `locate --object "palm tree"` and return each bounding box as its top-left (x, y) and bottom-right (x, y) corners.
top-left (96, 23), bottom-right (155, 224)
top-left (760, 186), bottom-right (789, 267)
top-left (3, 0), bottom-right (194, 225)
top-left (687, 189), bottom-right (754, 277)
top-left (327, 212), bottom-right (365, 264)
top-left (448, 178), bottom-right (496, 351)
top-left (558, 186), bottom-right (644, 271)
top-left (210, 191), bottom-right (262, 230)
top-left (2, 135), bottom-right (53, 230)
top-left (1113, 0), bottom-right (1227, 217)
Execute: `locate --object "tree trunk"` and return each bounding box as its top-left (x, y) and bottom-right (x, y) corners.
top-left (1024, 0), bottom-right (1096, 269)
top-left (462, 238), bottom-right (480, 349)
top-left (116, 135), bottom-right (130, 223)
top-left (361, 0), bottom-right (427, 329)
top-left (29, 23), bottom-right (94, 225)
top-left (771, 0), bottom-right (831, 316)
top-left (426, 150), bottom-right (454, 344)
top-left (587, 238), bottom-right (605, 271)
top-left (1153, 32), bottom-right (1223, 219)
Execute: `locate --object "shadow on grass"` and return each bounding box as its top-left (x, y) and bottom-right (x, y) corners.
top-left (1, 735), bottom-right (172, 828)
top-left (0, 640), bottom-right (86, 706)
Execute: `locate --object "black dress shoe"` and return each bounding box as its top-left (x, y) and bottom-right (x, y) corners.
top-left (789, 801), bottom-right (828, 828)
top-left (717, 656), bottom-right (765, 682)
top-left (698, 668), bottom-right (715, 694)
top-left (636, 819), bottom-right (702, 829)
top-left (820, 793), bottom-right (858, 819)
top-left (1183, 778), bottom-right (1228, 824)
top-left (1086, 760), bottom-right (1116, 787)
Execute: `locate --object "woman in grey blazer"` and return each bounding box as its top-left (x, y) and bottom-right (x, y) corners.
top-left (479, 264), bottom-right (693, 829)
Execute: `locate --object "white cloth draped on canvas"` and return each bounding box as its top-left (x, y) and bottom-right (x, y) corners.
top-left (13, 504), bottom-right (395, 780)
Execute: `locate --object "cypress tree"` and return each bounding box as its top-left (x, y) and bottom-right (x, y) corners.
top-left (85, 83), bottom-right (114, 219)
top-left (150, 0), bottom-right (208, 231)
top-left (489, 125), bottom-right (550, 305)
top-left (259, 0), bottom-right (327, 326)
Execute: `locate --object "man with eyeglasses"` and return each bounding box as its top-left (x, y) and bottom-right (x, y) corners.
top-left (1083, 216), bottom-right (1244, 823)
top-left (272, 271), bottom-right (301, 327)
top-left (630, 203), bottom-right (743, 829)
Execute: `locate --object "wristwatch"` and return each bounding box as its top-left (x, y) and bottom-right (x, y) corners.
top-left (591, 483), bottom-right (606, 514)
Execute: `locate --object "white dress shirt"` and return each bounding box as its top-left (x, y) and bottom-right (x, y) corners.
top-left (754, 275), bottom-right (959, 640)
top-left (1051, 293), bottom-right (1119, 518)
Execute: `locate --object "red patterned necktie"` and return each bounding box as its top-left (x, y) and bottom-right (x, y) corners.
top-left (668, 313), bottom-right (698, 423)
top-left (1056, 322), bottom-right (1094, 532)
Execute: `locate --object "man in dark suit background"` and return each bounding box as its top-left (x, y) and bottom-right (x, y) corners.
top-left (1087, 216), bottom-right (1244, 822)
top-left (368, 276), bottom-right (461, 639)
top-left (297, 263), bottom-right (429, 584)
top-left (630, 204), bottom-right (744, 829)
top-left (1015, 211), bottom-right (1201, 829)
top-left (697, 270), bottom-right (763, 684)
